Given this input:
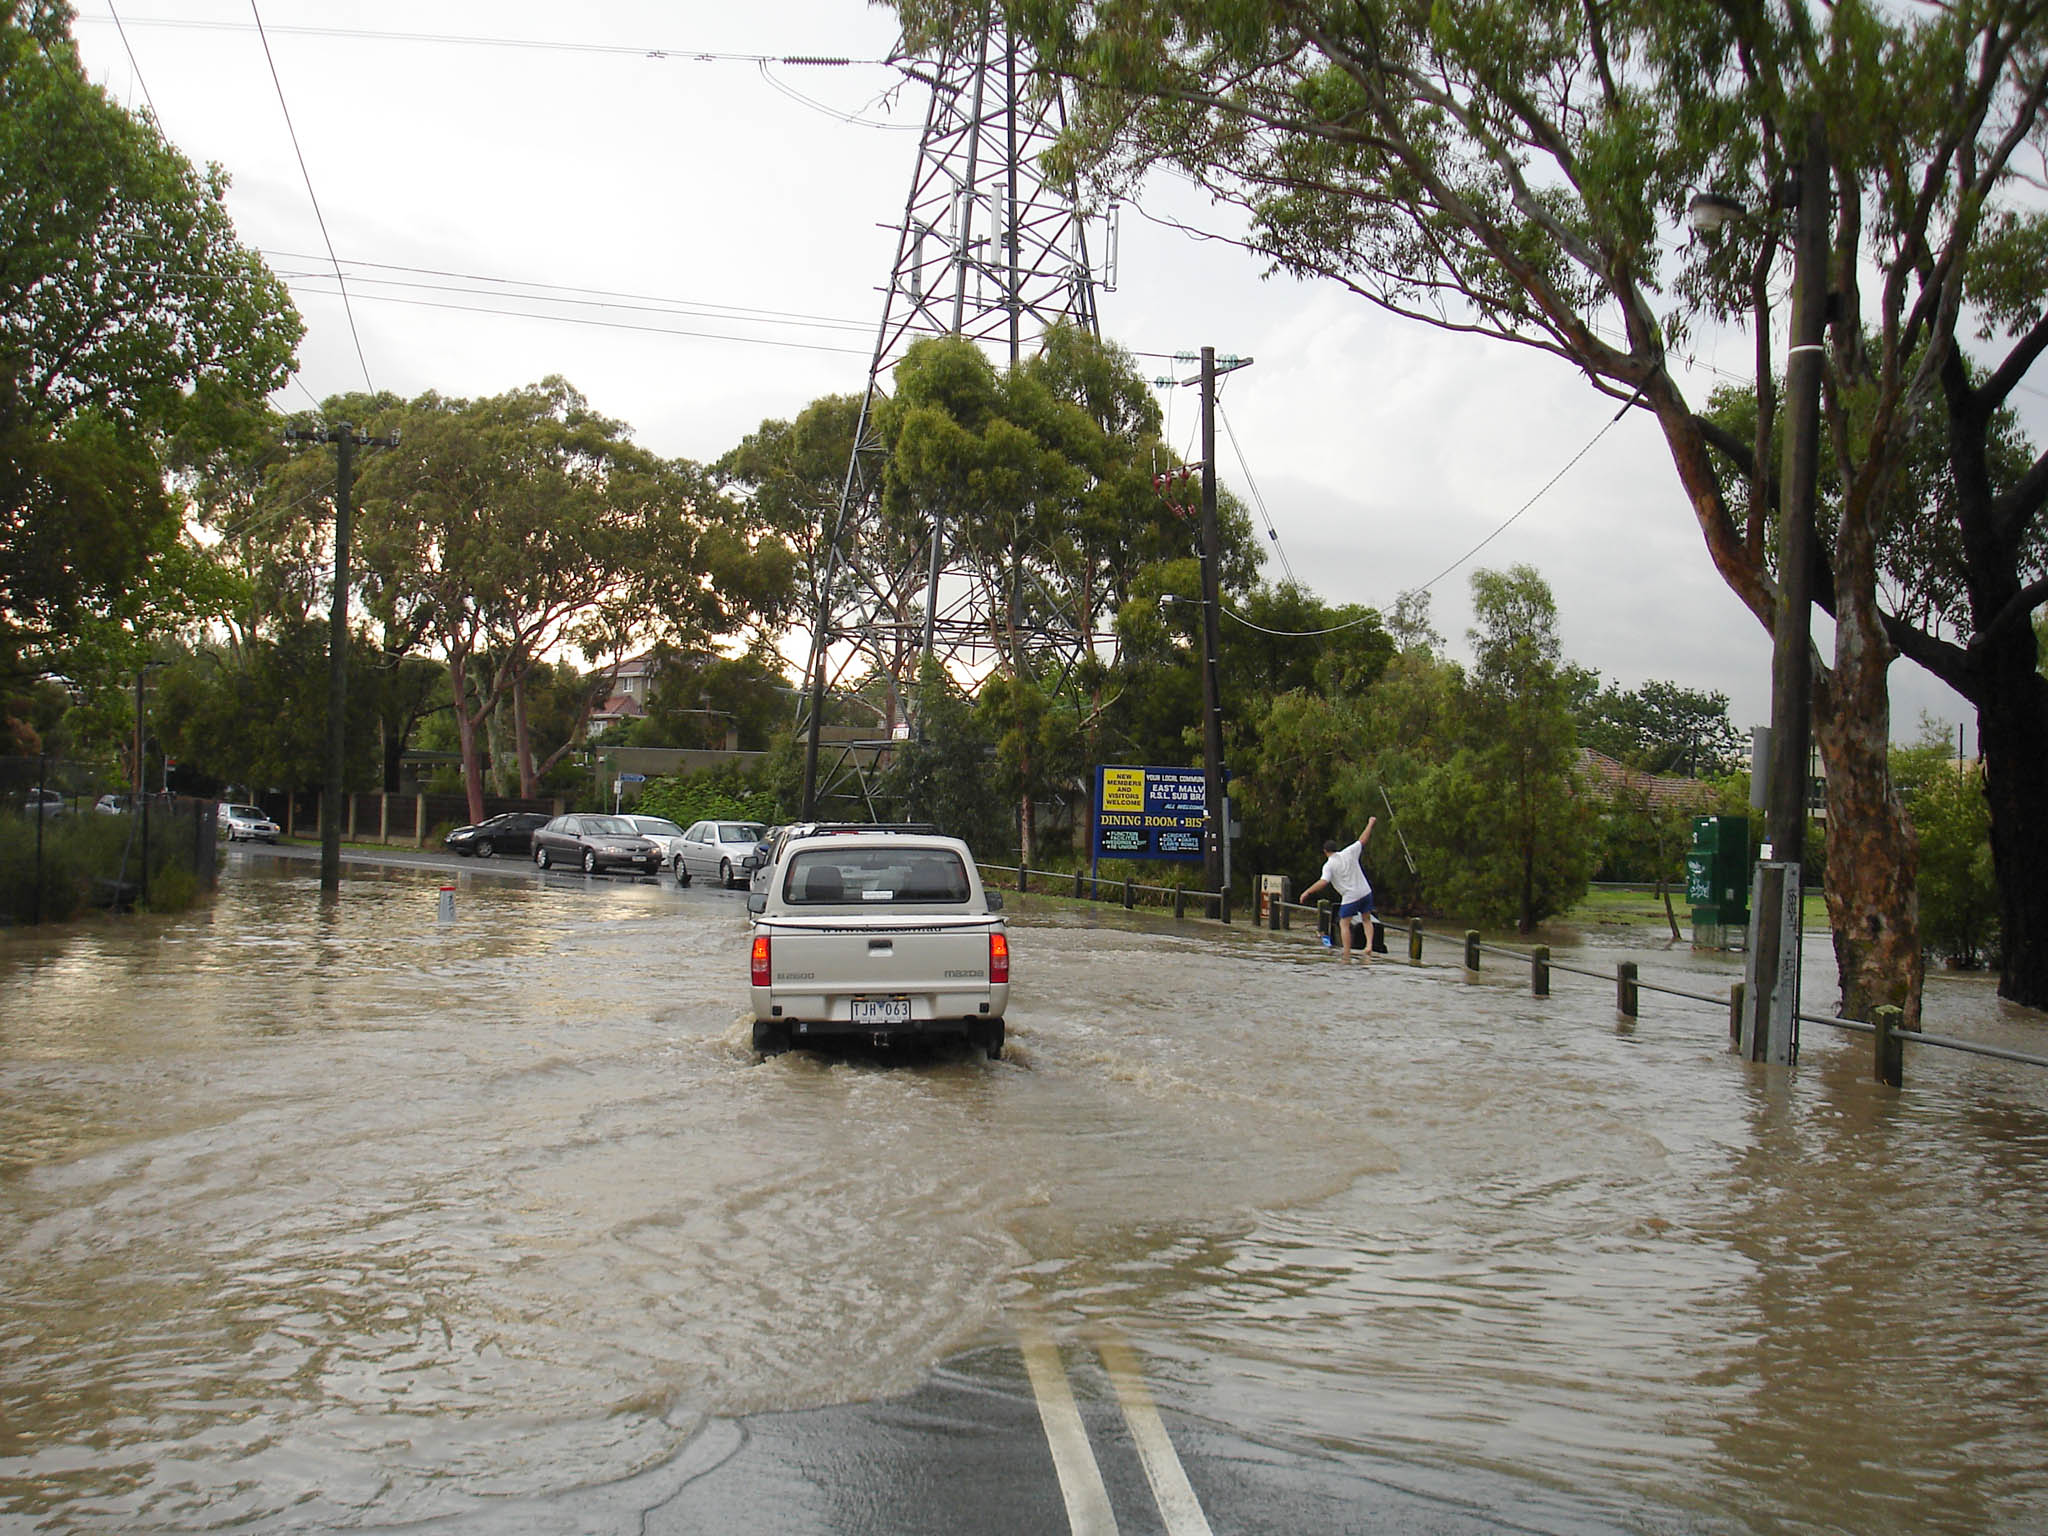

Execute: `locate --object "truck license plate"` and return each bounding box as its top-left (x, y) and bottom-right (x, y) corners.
top-left (851, 997), bottom-right (910, 1025)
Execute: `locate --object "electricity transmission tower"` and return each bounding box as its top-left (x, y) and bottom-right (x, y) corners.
top-left (797, 10), bottom-right (1109, 817)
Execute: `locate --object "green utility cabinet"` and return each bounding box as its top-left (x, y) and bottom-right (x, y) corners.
top-left (1686, 814), bottom-right (1751, 950)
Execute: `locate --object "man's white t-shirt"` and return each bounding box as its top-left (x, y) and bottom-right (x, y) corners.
top-left (1320, 841), bottom-right (1372, 903)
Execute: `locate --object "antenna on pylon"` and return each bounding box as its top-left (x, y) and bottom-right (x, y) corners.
top-left (797, 8), bottom-right (1106, 818)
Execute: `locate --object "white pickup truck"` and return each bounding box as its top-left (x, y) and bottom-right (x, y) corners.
top-left (745, 826), bottom-right (1008, 1058)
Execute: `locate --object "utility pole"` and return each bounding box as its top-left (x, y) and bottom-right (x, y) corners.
top-left (1743, 114), bottom-right (1828, 1066)
top-left (1194, 347), bottom-right (1252, 901)
top-left (285, 421), bottom-right (399, 893)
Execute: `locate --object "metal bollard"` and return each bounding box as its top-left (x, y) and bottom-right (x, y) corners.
top-left (1464, 930), bottom-right (1481, 971)
top-left (437, 885), bottom-right (455, 925)
top-left (1873, 1003), bottom-right (1905, 1087)
top-left (1408, 918), bottom-right (1422, 965)
top-left (1617, 960), bottom-right (1639, 1018)
top-left (1532, 944), bottom-right (1550, 997)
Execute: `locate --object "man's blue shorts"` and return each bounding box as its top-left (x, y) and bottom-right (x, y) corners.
top-left (1337, 894), bottom-right (1374, 921)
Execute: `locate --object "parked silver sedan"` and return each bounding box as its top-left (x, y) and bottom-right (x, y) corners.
top-left (673, 819), bottom-right (768, 888)
top-left (530, 814), bottom-right (664, 876)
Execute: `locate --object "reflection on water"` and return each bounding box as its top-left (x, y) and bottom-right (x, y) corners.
top-left (2, 863), bottom-right (2044, 1531)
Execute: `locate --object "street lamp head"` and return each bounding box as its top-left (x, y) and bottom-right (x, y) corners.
top-left (1687, 191), bottom-right (1745, 238)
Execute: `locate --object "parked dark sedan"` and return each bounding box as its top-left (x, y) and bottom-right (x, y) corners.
top-left (531, 814), bottom-right (664, 875)
top-left (445, 811), bottom-right (549, 859)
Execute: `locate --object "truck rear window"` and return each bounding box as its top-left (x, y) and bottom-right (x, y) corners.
top-left (783, 847), bottom-right (972, 905)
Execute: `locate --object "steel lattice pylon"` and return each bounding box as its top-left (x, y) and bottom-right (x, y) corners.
top-left (797, 9), bottom-right (1106, 817)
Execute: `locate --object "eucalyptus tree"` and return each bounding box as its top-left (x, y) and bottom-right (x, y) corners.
top-left (964, 0), bottom-right (2048, 1012)
top-left (1, 0), bottom-right (299, 729)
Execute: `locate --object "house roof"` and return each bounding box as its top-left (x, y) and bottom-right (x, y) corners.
top-left (1576, 748), bottom-right (1719, 811)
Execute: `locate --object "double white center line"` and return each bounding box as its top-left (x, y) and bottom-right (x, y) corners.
top-left (1016, 1319), bottom-right (1217, 1536)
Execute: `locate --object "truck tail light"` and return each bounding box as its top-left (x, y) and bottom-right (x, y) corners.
top-left (751, 933), bottom-right (771, 985)
top-left (989, 932), bottom-right (1009, 985)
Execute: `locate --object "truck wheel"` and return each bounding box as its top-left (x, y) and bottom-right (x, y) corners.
top-left (971, 1020), bottom-right (1004, 1060)
top-left (753, 1020), bottom-right (790, 1056)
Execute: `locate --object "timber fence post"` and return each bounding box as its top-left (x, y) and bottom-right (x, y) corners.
top-left (1618, 961), bottom-right (1639, 1019)
top-left (1532, 945), bottom-right (1550, 997)
top-left (1874, 1004), bottom-right (1905, 1087)
top-left (1464, 931), bottom-right (1481, 971)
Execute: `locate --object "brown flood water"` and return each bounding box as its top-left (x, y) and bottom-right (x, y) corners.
top-left (2, 858), bottom-right (2045, 1532)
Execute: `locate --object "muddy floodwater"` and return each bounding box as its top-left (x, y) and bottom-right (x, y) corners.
top-left (3, 858), bottom-right (2046, 1533)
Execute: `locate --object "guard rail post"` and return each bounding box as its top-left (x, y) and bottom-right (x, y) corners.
top-left (1219, 889), bottom-right (1231, 923)
top-left (1532, 945), bottom-right (1550, 998)
top-left (1174, 887), bottom-right (1186, 921)
top-left (1408, 919), bottom-right (1423, 965)
top-left (1618, 961), bottom-right (1639, 1019)
top-left (1464, 930), bottom-right (1481, 971)
top-left (1018, 864), bottom-right (1028, 894)
top-left (1123, 875), bottom-right (1135, 910)
top-left (1073, 870), bottom-right (1085, 900)
top-left (1318, 900), bottom-right (1333, 945)
top-left (1728, 982), bottom-right (1745, 1045)
top-left (1874, 1004), bottom-right (1905, 1087)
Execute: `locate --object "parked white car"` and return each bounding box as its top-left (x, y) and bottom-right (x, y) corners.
top-left (217, 803), bottom-right (280, 843)
top-left (746, 827), bottom-right (1007, 1058)
top-left (673, 819), bottom-right (768, 889)
top-left (624, 815), bottom-right (689, 873)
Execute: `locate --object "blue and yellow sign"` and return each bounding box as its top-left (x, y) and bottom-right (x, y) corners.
top-left (1094, 764), bottom-right (1208, 864)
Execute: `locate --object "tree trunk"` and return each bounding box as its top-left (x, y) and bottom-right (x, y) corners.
top-left (1813, 564), bottom-right (1924, 1028)
top-left (513, 670), bottom-right (539, 799)
top-left (1972, 629), bottom-right (2048, 1007)
top-left (449, 651), bottom-right (487, 826)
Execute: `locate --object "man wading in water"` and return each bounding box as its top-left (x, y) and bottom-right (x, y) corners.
top-left (1301, 819), bottom-right (1378, 964)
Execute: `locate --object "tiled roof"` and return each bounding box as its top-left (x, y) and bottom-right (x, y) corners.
top-left (1576, 748), bottom-right (1719, 810)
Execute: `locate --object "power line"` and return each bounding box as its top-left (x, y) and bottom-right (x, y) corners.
top-left (1216, 398), bottom-right (1295, 585)
top-left (1410, 391), bottom-right (1640, 597)
top-left (103, 1), bottom-right (162, 127)
top-left (276, 282), bottom-right (874, 357)
top-left (248, 0), bottom-right (373, 394)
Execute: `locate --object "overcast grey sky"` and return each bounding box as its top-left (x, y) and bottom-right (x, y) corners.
top-left (73, 0), bottom-right (2016, 749)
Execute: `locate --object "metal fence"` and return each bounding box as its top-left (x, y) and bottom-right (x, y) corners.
top-left (3, 757), bottom-right (218, 923)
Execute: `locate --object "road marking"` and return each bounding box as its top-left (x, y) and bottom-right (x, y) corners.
top-left (1097, 1331), bottom-right (1216, 1536)
top-left (1016, 1319), bottom-right (1119, 1535)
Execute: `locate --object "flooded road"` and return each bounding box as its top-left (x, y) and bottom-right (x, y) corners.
top-left (3, 856), bottom-right (2046, 1532)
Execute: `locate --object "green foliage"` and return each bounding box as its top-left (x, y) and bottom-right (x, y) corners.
top-left (1406, 567), bottom-right (1593, 930)
top-left (1, 3), bottom-right (299, 695)
top-left (878, 660), bottom-right (1005, 852)
top-left (1894, 724), bottom-right (1999, 969)
top-left (1575, 677), bottom-right (1745, 777)
top-left (632, 769), bottom-right (780, 829)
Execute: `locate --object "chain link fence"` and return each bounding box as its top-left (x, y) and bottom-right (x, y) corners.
top-left (1, 757), bottom-right (218, 924)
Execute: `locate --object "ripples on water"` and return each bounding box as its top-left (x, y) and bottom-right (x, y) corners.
top-left (2, 861), bottom-right (2045, 1532)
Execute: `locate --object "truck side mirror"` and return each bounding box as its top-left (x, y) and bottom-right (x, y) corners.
top-left (747, 892), bottom-right (767, 915)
